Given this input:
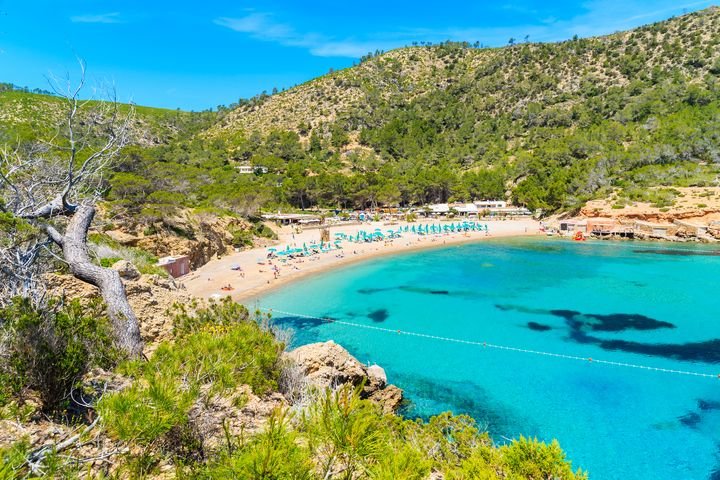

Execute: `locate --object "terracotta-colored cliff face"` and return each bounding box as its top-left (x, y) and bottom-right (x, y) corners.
top-left (580, 187), bottom-right (720, 224)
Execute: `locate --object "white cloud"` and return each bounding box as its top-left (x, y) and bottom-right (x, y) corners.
top-left (215, 1), bottom-right (716, 58)
top-left (70, 12), bottom-right (122, 24)
top-left (215, 14), bottom-right (375, 58)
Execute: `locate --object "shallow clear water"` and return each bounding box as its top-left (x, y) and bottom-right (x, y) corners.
top-left (255, 238), bottom-right (720, 479)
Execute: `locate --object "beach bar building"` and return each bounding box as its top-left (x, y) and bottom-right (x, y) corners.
top-left (473, 200), bottom-right (531, 217)
top-left (262, 213), bottom-right (322, 226)
top-left (157, 255), bottom-right (190, 278)
top-left (474, 200), bottom-right (507, 209)
top-left (451, 203), bottom-right (479, 216)
top-left (559, 219), bottom-right (588, 233)
top-left (427, 203), bottom-right (450, 216)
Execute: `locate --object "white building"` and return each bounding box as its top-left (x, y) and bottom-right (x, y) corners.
top-left (262, 213), bottom-right (321, 226)
top-left (236, 165), bottom-right (268, 174)
top-left (427, 203), bottom-right (450, 215)
top-left (474, 200), bottom-right (507, 209)
top-left (452, 203), bottom-right (479, 216)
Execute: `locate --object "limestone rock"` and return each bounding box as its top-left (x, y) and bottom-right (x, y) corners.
top-left (105, 229), bottom-right (140, 246)
top-left (286, 340), bottom-right (404, 413)
top-left (366, 364), bottom-right (387, 389)
top-left (368, 384), bottom-right (404, 414)
top-left (111, 259), bottom-right (140, 280)
top-left (285, 340), bottom-right (367, 389)
top-left (132, 211), bottom-right (249, 269)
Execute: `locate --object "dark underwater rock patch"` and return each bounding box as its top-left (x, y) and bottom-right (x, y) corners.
top-left (357, 287), bottom-right (394, 295)
top-left (549, 310), bottom-right (675, 332)
top-left (698, 399), bottom-right (720, 411)
top-left (527, 322), bottom-right (552, 331)
top-left (586, 337), bottom-right (720, 364)
top-left (496, 304), bottom-right (675, 332)
top-left (679, 412), bottom-right (702, 428)
top-left (367, 309), bottom-right (389, 323)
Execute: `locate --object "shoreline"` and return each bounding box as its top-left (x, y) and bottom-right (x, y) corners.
top-left (182, 219), bottom-right (541, 303)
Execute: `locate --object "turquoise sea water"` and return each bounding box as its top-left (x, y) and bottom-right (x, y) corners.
top-left (255, 238), bottom-right (720, 479)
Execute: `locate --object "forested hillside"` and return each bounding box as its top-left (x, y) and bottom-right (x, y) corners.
top-left (5, 7), bottom-right (720, 217)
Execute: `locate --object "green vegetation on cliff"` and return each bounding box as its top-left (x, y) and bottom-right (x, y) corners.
top-left (1, 299), bottom-right (584, 479)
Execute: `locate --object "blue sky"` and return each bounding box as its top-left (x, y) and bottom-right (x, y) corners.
top-left (0, 0), bottom-right (715, 110)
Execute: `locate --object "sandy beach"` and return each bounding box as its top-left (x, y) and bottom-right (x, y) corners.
top-left (182, 218), bottom-right (541, 303)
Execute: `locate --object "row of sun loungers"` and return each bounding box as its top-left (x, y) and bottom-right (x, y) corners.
top-left (267, 222), bottom-right (489, 258)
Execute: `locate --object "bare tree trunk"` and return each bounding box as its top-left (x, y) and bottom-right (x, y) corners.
top-left (48, 205), bottom-right (143, 357)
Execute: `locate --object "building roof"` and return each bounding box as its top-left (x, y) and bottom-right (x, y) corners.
top-left (262, 213), bottom-right (320, 220)
top-left (157, 255), bottom-right (189, 265)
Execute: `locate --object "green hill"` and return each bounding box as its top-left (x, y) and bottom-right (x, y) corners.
top-left (0, 85), bottom-right (215, 145)
top-left (4, 7), bottom-right (720, 216)
top-left (199, 6), bottom-right (720, 212)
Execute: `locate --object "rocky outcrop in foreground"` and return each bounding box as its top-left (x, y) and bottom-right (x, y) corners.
top-left (0, 339), bottom-right (402, 477)
top-left (286, 340), bottom-right (404, 414)
top-left (46, 261), bottom-right (191, 355)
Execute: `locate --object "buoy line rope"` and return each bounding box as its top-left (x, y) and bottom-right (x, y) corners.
top-left (260, 308), bottom-right (719, 380)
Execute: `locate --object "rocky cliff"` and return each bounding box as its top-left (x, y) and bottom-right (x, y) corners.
top-left (103, 209), bottom-right (251, 269)
top-left (286, 340), bottom-right (404, 414)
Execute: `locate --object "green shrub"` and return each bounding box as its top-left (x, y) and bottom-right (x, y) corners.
top-left (302, 387), bottom-right (385, 478)
top-left (0, 298), bottom-right (120, 413)
top-left (0, 440), bottom-right (29, 480)
top-left (170, 297), bottom-right (251, 337)
top-left (500, 436), bottom-right (585, 479)
top-left (199, 410), bottom-right (314, 479)
top-left (100, 300), bottom-right (283, 448)
top-left (88, 232), bottom-right (166, 276)
top-left (230, 229), bottom-right (254, 248)
top-left (253, 223), bottom-right (277, 239)
top-left (99, 373), bottom-right (197, 445)
top-left (100, 256), bottom-right (123, 267)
